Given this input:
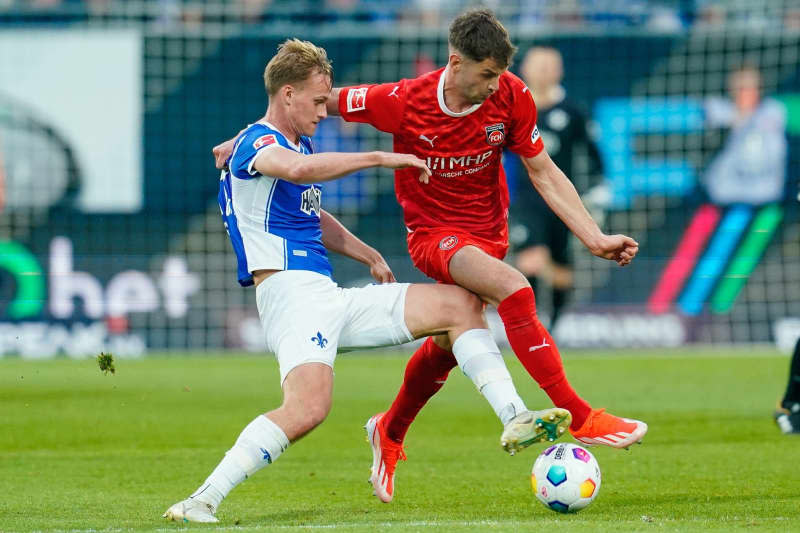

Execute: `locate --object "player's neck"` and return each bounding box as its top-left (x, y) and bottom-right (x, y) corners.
top-left (262, 108), bottom-right (300, 145)
top-left (442, 67), bottom-right (474, 114)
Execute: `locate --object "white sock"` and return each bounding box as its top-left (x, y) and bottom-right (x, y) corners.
top-left (452, 328), bottom-right (527, 425)
top-left (190, 414), bottom-right (289, 509)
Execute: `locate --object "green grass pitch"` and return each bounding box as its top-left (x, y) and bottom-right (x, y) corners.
top-left (2, 347), bottom-right (799, 532)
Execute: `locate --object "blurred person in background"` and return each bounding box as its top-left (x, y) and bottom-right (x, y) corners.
top-left (510, 46), bottom-right (607, 329)
top-left (703, 65), bottom-right (787, 206)
top-left (775, 336), bottom-right (800, 434)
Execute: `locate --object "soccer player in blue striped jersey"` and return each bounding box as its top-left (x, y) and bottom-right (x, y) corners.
top-left (163, 39), bottom-right (570, 523)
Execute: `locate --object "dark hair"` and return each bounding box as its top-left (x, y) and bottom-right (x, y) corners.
top-left (448, 9), bottom-right (516, 68)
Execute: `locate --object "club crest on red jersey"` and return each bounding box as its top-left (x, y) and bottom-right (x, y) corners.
top-left (253, 134), bottom-right (277, 149)
top-left (347, 87), bottom-right (368, 112)
top-left (485, 123), bottom-right (505, 146)
top-left (439, 235), bottom-right (459, 250)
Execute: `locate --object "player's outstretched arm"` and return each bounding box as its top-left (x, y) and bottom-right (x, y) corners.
top-left (319, 209), bottom-right (395, 283)
top-left (521, 151), bottom-right (638, 266)
top-left (253, 146), bottom-right (431, 185)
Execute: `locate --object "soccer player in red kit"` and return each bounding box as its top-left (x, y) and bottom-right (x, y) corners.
top-left (213, 9), bottom-right (647, 503)
top-left (329, 9), bottom-right (647, 501)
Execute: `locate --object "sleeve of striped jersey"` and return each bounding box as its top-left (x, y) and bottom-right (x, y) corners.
top-left (230, 129), bottom-right (284, 179)
top-left (337, 82), bottom-right (405, 134)
top-left (506, 86), bottom-right (545, 158)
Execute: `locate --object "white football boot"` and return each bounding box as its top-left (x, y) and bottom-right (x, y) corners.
top-left (162, 498), bottom-right (219, 523)
top-left (500, 407), bottom-right (572, 455)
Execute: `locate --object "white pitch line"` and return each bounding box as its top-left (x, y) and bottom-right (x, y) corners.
top-left (11, 515), bottom-right (793, 533)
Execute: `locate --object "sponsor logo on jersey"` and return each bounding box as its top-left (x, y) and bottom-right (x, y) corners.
top-left (253, 134), bottom-right (277, 149)
top-left (425, 149), bottom-right (494, 177)
top-left (531, 124), bottom-right (541, 144)
top-left (485, 123), bottom-right (505, 146)
top-left (439, 235), bottom-right (459, 250)
top-left (346, 87), bottom-right (368, 112)
top-left (388, 85), bottom-right (400, 98)
top-left (300, 185), bottom-right (322, 216)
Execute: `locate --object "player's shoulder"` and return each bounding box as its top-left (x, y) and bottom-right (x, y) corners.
top-left (406, 67), bottom-right (445, 92)
top-left (229, 123), bottom-right (302, 177)
top-left (236, 122), bottom-right (289, 153)
top-left (497, 71), bottom-right (534, 109)
top-left (501, 71), bottom-right (529, 93)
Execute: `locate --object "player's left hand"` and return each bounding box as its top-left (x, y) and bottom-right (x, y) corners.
top-left (369, 256), bottom-right (396, 283)
top-left (592, 234), bottom-right (638, 266)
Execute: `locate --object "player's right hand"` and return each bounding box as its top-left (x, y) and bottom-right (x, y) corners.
top-left (213, 139), bottom-right (236, 169)
top-left (379, 152), bottom-right (432, 184)
top-left (591, 234), bottom-right (639, 266)
top-left (369, 255), bottom-right (396, 284)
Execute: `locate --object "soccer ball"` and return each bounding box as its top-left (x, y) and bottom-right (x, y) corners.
top-left (531, 443), bottom-right (601, 513)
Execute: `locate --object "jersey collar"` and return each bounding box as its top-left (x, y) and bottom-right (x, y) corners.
top-left (256, 120), bottom-right (304, 152)
top-left (437, 65), bottom-right (482, 118)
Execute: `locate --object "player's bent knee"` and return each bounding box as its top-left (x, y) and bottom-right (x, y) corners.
top-left (305, 404), bottom-right (331, 430)
top-left (461, 291), bottom-right (484, 316)
top-left (446, 288), bottom-right (484, 326)
top-left (494, 269), bottom-right (530, 301)
top-left (291, 401), bottom-right (330, 432)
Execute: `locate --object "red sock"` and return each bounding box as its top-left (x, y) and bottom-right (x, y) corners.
top-left (383, 337), bottom-right (457, 443)
top-left (497, 287), bottom-right (591, 429)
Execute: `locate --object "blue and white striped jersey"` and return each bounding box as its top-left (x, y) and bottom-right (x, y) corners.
top-left (218, 121), bottom-right (331, 287)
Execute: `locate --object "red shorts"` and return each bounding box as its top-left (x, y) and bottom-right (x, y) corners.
top-left (407, 226), bottom-right (509, 284)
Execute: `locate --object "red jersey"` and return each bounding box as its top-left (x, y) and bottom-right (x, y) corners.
top-left (338, 66), bottom-right (544, 241)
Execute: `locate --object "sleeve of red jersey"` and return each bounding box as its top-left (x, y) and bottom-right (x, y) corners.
top-left (506, 85), bottom-right (546, 159)
top-left (337, 82), bottom-right (405, 134)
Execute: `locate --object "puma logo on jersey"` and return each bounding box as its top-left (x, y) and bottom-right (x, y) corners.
top-left (300, 185), bottom-right (322, 216)
top-left (388, 85), bottom-right (400, 98)
top-left (419, 134), bottom-right (438, 147)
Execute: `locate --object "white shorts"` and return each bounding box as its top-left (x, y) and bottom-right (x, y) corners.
top-left (256, 270), bottom-right (414, 384)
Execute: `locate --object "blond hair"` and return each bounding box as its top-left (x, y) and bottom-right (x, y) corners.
top-left (264, 39), bottom-right (333, 96)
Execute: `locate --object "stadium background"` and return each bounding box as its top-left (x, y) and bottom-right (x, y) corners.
top-left (0, 0), bottom-right (798, 357)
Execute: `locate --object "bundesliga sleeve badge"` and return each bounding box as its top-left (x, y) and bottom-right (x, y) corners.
top-left (253, 134), bottom-right (277, 149)
top-left (485, 123), bottom-right (505, 146)
top-left (346, 87), bottom-right (368, 112)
